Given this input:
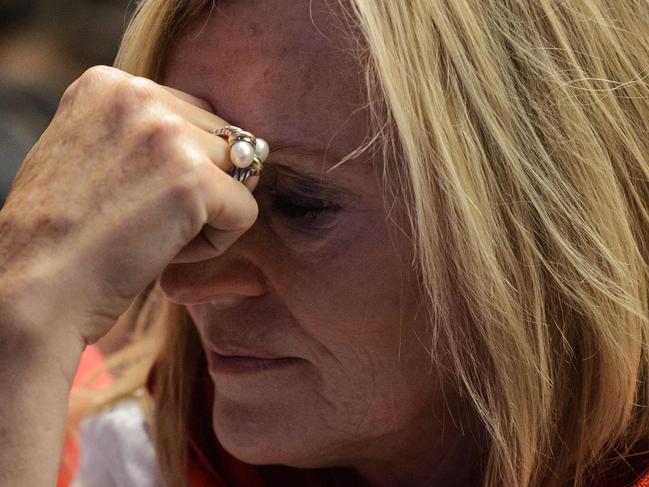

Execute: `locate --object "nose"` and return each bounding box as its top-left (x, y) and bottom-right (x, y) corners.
top-left (159, 258), bottom-right (269, 306)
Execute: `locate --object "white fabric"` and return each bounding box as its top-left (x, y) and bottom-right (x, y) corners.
top-left (70, 398), bottom-right (162, 487)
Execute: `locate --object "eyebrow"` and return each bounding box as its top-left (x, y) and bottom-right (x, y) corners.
top-left (270, 161), bottom-right (333, 186)
top-left (262, 138), bottom-right (330, 174)
top-left (266, 139), bottom-right (328, 159)
top-left (268, 138), bottom-right (363, 185)
top-left (267, 161), bottom-right (359, 201)
top-left (263, 136), bottom-right (348, 167)
top-left (252, 136), bottom-right (362, 199)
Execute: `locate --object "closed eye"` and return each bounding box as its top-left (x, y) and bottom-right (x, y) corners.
top-left (272, 192), bottom-right (339, 221)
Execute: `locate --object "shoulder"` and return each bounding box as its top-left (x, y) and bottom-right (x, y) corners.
top-left (71, 397), bottom-right (162, 487)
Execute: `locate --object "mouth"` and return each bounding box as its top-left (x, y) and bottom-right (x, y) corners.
top-left (206, 342), bottom-right (301, 374)
top-left (208, 352), bottom-right (302, 374)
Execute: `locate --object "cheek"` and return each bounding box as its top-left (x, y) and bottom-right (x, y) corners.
top-left (282, 215), bottom-right (433, 431)
top-left (289, 212), bottom-right (406, 338)
top-left (313, 332), bottom-right (435, 442)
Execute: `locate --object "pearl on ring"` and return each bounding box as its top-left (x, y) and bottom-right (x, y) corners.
top-left (230, 140), bottom-right (255, 168)
top-left (254, 138), bottom-right (269, 162)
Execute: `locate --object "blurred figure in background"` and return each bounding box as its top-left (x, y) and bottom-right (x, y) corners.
top-left (0, 0), bottom-right (133, 206)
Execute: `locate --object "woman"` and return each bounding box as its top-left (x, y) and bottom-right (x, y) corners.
top-left (2, 0), bottom-right (649, 486)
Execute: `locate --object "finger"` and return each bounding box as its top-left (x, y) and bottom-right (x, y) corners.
top-left (125, 75), bottom-right (261, 196)
top-left (183, 122), bottom-right (267, 188)
top-left (115, 71), bottom-right (227, 133)
top-left (171, 159), bottom-right (258, 263)
top-left (159, 85), bottom-right (228, 131)
top-left (170, 226), bottom-right (255, 264)
top-left (169, 229), bottom-right (223, 263)
top-left (182, 119), bottom-right (233, 172)
top-left (161, 85), bottom-right (214, 113)
top-left (159, 86), bottom-right (263, 183)
top-left (171, 219), bottom-right (256, 265)
top-left (156, 83), bottom-right (228, 134)
top-left (168, 170), bottom-right (262, 262)
top-left (243, 173), bottom-right (261, 193)
top-left (200, 161), bottom-right (258, 231)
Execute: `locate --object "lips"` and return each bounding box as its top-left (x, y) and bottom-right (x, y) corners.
top-left (208, 342), bottom-right (294, 360)
top-left (207, 351), bottom-right (302, 375)
top-left (207, 342), bottom-right (301, 375)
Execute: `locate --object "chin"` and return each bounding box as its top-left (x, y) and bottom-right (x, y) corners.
top-left (211, 394), bottom-right (315, 466)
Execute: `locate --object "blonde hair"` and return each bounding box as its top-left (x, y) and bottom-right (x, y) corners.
top-left (73, 1), bottom-right (649, 486)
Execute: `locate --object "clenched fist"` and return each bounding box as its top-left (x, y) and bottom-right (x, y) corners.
top-left (0, 65), bottom-right (260, 346)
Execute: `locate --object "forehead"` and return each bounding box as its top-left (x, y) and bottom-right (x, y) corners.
top-left (162, 0), bottom-right (368, 168)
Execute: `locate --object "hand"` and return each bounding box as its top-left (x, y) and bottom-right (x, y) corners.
top-left (0, 65), bottom-right (259, 345)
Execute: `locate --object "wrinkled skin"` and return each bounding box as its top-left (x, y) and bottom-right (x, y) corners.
top-left (159, 1), bottom-right (483, 486)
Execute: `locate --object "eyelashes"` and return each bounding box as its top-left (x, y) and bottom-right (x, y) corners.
top-left (270, 190), bottom-right (340, 221)
top-left (255, 168), bottom-right (343, 225)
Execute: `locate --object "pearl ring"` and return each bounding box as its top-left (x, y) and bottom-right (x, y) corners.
top-left (211, 125), bottom-right (270, 183)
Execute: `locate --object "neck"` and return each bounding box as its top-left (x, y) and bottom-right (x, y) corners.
top-left (354, 432), bottom-right (484, 487)
top-left (324, 404), bottom-right (486, 487)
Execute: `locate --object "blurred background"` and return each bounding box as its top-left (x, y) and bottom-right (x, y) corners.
top-left (0, 0), bottom-right (134, 207)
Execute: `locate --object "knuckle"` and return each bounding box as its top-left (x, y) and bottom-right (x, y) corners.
top-left (60, 65), bottom-right (122, 107)
top-left (148, 113), bottom-right (185, 138)
top-left (137, 113), bottom-right (187, 153)
top-left (168, 181), bottom-right (196, 208)
top-left (63, 66), bottom-right (135, 123)
top-left (120, 76), bottom-right (158, 104)
top-left (104, 77), bottom-right (157, 127)
top-left (59, 81), bottom-right (79, 108)
top-left (170, 168), bottom-right (201, 199)
top-left (78, 65), bottom-right (125, 89)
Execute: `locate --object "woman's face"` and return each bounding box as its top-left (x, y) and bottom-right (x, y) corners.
top-left (159, 1), bottom-right (469, 484)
